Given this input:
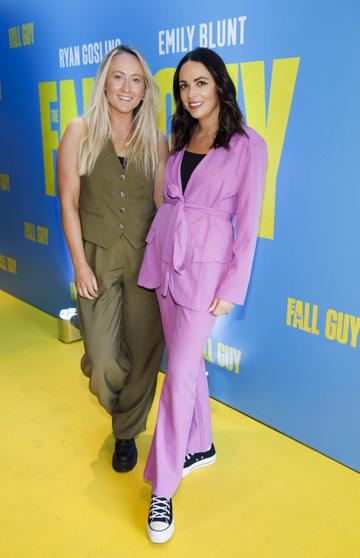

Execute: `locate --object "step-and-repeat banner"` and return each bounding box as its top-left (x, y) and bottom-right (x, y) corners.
top-left (1, 1), bottom-right (359, 471)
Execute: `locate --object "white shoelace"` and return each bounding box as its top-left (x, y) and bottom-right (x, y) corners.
top-left (149, 495), bottom-right (171, 521)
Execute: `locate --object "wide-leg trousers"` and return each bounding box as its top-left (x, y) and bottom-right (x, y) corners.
top-left (144, 288), bottom-right (217, 498)
top-left (77, 235), bottom-right (164, 439)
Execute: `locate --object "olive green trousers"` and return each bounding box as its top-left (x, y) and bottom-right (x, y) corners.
top-left (77, 235), bottom-right (164, 439)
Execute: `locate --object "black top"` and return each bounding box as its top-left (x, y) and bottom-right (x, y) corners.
top-left (118, 156), bottom-right (127, 169)
top-left (181, 150), bottom-right (206, 193)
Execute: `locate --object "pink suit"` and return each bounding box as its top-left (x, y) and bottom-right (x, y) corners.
top-left (138, 128), bottom-right (267, 497)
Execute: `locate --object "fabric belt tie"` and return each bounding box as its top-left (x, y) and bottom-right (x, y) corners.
top-left (164, 192), bottom-right (233, 278)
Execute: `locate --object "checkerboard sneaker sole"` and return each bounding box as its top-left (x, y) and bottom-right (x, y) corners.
top-left (182, 444), bottom-right (216, 478)
top-left (147, 494), bottom-right (174, 544)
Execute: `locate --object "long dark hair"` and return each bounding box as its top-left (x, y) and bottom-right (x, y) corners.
top-left (171, 48), bottom-right (247, 152)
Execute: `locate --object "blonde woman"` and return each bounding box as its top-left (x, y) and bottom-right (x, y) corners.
top-left (57, 45), bottom-right (168, 472)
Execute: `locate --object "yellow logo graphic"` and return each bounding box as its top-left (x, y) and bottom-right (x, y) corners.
top-left (39, 57), bottom-right (300, 240)
top-left (8, 23), bottom-right (34, 48)
top-left (69, 282), bottom-right (77, 300)
top-left (37, 225), bottom-right (49, 245)
top-left (286, 297), bottom-right (360, 349)
top-left (204, 339), bottom-right (241, 373)
top-left (24, 222), bottom-right (37, 241)
top-left (39, 78), bottom-right (93, 196)
top-left (0, 173), bottom-right (10, 191)
top-left (0, 255), bottom-right (17, 275)
top-left (24, 222), bottom-right (49, 245)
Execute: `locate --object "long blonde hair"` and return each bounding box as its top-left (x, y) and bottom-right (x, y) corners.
top-left (79, 45), bottom-right (159, 178)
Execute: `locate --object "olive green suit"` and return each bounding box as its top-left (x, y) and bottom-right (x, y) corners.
top-left (77, 139), bottom-right (164, 439)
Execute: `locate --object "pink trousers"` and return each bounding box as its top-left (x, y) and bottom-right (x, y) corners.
top-left (144, 289), bottom-right (217, 498)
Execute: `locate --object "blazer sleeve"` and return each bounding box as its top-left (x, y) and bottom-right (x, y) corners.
top-left (215, 135), bottom-right (268, 305)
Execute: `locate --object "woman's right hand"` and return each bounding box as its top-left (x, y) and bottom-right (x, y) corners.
top-left (74, 261), bottom-right (98, 299)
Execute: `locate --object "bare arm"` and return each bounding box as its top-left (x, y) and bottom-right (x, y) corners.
top-left (57, 118), bottom-right (98, 299)
top-left (153, 132), bottom-right (169, 208)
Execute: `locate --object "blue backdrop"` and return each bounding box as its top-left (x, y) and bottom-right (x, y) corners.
top-left (1, 0), bottom-right (359, 471)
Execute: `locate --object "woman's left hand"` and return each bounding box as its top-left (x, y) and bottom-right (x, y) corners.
top-left (209, 298), bottom-right (234, 316)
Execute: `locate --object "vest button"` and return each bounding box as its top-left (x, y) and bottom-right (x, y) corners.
top-left (120, 174), bottom-right (126, 181)
top-left (119, 223), bottom-right (125, 229)
top-left (120, 207), bottom-right (126, 213)
top-left (120, 191), bottom-right (126, 198)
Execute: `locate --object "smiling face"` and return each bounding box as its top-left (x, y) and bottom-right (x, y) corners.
top-left (105, 52), bottom-right (145, 116)
top-left (179, 60), bottom-right (220, 122)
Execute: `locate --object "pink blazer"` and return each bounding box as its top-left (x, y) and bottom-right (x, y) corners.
top-left (138, 128), bottom-right (267, 311)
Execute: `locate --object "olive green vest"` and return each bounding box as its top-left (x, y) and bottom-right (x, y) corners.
top-left (79, 139), bottom-right (156, 249)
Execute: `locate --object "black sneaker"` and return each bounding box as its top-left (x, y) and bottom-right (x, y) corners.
top-left (182, 443), bottom-right (216, 478)
top-left (112, 438), bottom-right (137, 472)
top-left (147, 493), bottom-right (174, 543)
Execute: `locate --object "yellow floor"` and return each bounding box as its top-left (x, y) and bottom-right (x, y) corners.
top-left (0, 290), bottom-right (359, 558)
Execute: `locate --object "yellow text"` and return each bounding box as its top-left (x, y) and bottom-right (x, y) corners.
top-left (286, 297), bottom-right (320, 335)
top-left (204, 339), bottom-right (241, 373)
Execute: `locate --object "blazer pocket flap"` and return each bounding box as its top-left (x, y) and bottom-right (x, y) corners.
top-left (192, 244), bottom-right (233, 263)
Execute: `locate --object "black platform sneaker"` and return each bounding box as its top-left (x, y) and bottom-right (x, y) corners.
top-left (147, 493), bottom-right (174, 543)
top-left (182, 443), bottom-right (216, 477)
top-left (112, 438), bottom-right (137, 472)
